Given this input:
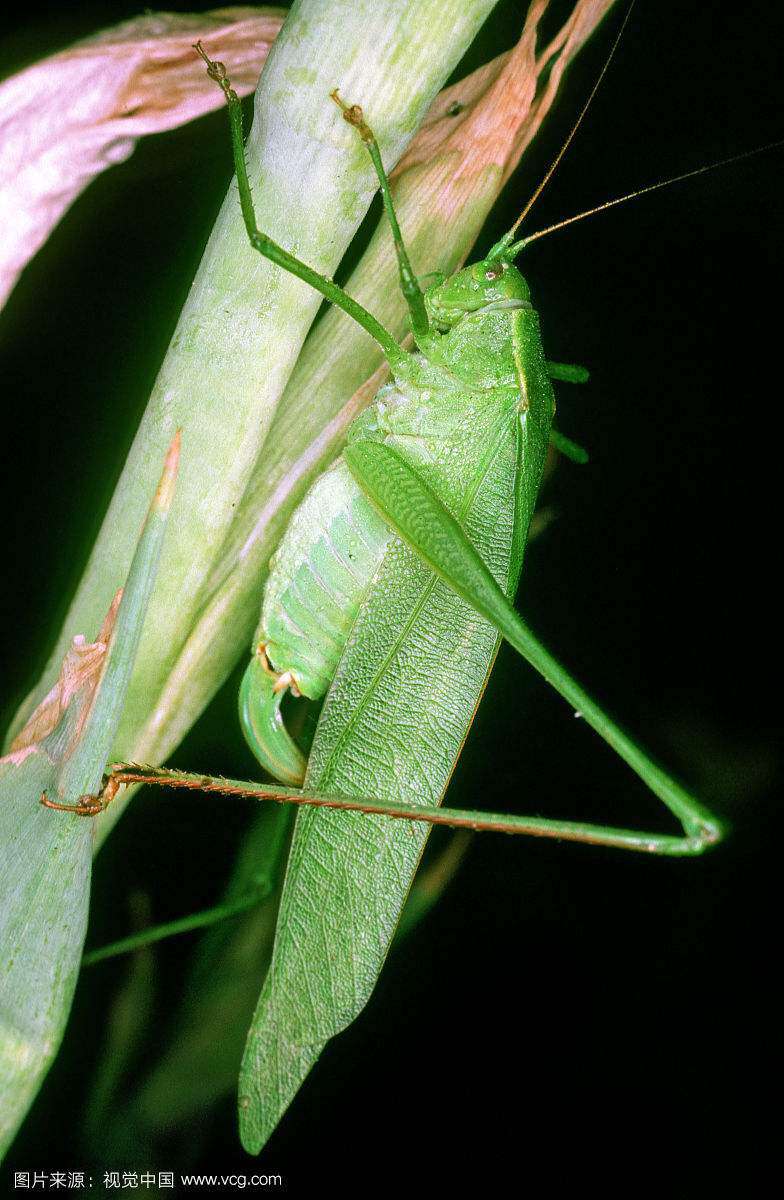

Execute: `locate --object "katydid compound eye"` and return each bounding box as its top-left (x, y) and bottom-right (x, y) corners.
top-left (485, 269), bottom-right (500, 280)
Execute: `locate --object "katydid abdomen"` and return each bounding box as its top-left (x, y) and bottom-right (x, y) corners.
top-left (240, 456), bottom-right (393, 784)
top-left (260, 458), bottom-right (392, 697)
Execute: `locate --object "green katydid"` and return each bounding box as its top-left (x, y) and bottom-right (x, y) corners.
top-left (159, 42), bottom-right (720, 858)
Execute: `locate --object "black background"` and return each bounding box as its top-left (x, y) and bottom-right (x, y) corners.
top-left (2, 2), bottom-right (781, 1194)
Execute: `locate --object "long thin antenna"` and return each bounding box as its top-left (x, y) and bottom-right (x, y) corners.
top-left (506, 140), bottom-right (783, 255)
top-left (506, 0), bottom-right (636, 242)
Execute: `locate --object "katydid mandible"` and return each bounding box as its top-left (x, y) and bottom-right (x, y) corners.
top-left (179, 43), bottom-right (722, 857)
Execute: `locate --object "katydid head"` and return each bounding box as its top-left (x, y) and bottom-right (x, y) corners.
top-left (424, 259), bottom-right (530, 332)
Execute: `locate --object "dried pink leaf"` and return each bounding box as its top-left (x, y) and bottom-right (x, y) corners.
top-left (393, 0), bottom-right (617, 215)
top-left (0, 2), bottom-right (614, 312)
top-left (0, 7), bottom-right (285, 308)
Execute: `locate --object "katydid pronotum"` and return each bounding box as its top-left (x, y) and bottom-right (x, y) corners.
top-left (40, 26), bottom-right (777, 1154)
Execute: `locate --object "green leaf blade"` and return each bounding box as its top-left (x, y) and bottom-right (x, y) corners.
top-left (0, 436), bottom-right (179, 1160)
top-left (0, 750), bottom-right (91, 1159)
